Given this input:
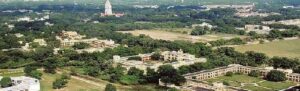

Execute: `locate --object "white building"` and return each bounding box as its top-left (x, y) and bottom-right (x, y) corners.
top-left (0, 76), bottom-right (40, 91)
top-left (101, 0), bottom-right (124, 17)
top-left (192, 22), bottom-right (214, 29)
top-left (17, 17), bottom-right (33, 22)
top-left (161, 49), bottom-right (196, 61)
top-left (104, 0), bottom-right (113, 15)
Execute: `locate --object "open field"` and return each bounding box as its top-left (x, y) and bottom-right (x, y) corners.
top-left (0, 69), bottom-right (165, 91)
top-left (118, 29), bottom-right (247, 43)
top-left (0, 70), bottom-right (130, 91)
top-left (40, 72), bottom-right (107, 91)
top-left (205, 74), bottom-right (297, 91)
top-left (235, 39), bottom-right (300, 58)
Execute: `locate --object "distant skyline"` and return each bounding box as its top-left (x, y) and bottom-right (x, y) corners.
top-left (0, 0), bottom-right (299, 6)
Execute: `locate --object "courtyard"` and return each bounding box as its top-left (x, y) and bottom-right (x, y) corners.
top-left (205, 74), bottom-right (297, 91)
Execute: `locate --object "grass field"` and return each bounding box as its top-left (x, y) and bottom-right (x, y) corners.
top-left (40, 72), bottom-right (107, 91)
top-left (205, 74), bottom-right (297, 91)
top-left (118, 29), bottom-right (246, 43)
top-left (235, 39), bottom-right (300, 58)
top-left (0, 70), bottom-right (166, 91)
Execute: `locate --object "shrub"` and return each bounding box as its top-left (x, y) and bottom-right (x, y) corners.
top-left (29, 70), bottom-right (43, 79)
top-left (225, 72), bottom-right (234, 76)
top-left (249, 70), bottom-right (260, 77)
top-left (52, 78), bottom-right (68, 89)
top-left (52, 74), bottom-right (70, 89)
top-left (105, 83), bottom-right (117, 91)
top-left (223, 81), bottom-right (230, 86)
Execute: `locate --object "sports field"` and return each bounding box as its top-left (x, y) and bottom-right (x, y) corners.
top-left (118, 29), bottom-right (246, 43)
top-left (235, 39), bottom-right (300, 58)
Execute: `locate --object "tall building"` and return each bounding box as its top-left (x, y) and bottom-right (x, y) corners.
top-left (101, 0), bottom-right (124, 17)
top-left (104, 0), bottom-right (113, 15)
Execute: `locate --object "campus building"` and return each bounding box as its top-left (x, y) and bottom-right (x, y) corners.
top-left (183, 64), bottom-right (299, 82)
top-left (0, 76), bottom-right (40, 91)
top-left (161, 49), bottom-right (196, 61)
top-left (57, 31), bottom-right (117, 48)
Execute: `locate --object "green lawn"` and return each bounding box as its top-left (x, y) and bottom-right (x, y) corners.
top-left (235, 39), bottom-right (300, 58)
top-left (205, 75), bottom-right (262, 84)
top-left (0, 72), bottom-right (24, 77)
top-left (258, 81), bottom-right (296, 91)
top-left (205, 74), bottom-right (297, 91)
top-left (242, 84), bottom-right (272, 91)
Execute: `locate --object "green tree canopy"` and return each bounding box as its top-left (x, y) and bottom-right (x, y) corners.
top-left (266, 70), bottom-right (287, 82)
top-left (0, 77), bottom-right (12, 88)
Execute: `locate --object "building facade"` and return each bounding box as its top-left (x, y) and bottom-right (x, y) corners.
top-left (104, 0), bottom-right (113, 15)
top-left (101, 0), bottom-right (124, 17)
top-left (183, 64), bottom-right (300, 82)
top-left (57, 31), bottom-right (117, 48)
top-left (161, 49), bottom-right (196, 61)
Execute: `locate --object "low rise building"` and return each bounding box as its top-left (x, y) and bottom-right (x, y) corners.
top-left (0, 76), bottom-right (40, 91)
top-left (183, 64), bottom-right (300, 82)
top-left (161, 49), bottom-right (196, 61)
top-left (57, 31), bottom-right (117, 48)
top-left (192, 22), bottom-right (214, 29)
top-left (113, 54), bottom-right (206, 71)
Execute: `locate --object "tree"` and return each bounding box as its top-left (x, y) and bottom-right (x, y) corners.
top-left (24, 66), bottom-right (37, 75)
top-left (29, 70), bottom-right (43, 79)
top-left (270, 57), bottom-right (299, 69)
top-left (52, 78), bottom-right (67, 89)
top-left (0, 77), bottom-right (12, 88)
top-left (105, 84), bottom-right (117, 91)
top-left (249, 70), bottom-right (260, 77)
top-left (191, 27), bottom-right (207, 35)
top-left (151, 53), bottom-right (161, 60)
top-left (293, 66), bottom-right (300, 74)
top-left (268, 30), bottom-right (282, 39)
top-left (145, 67), bottom-right (159, 84)
top-left (157, 65), bottom-right (186, 86)
top-left (108, 65), bottom-right (125, 82)
top-left (245, 51), bottom-right (268, 66)
top-left (43, 57), bottom-right (58, 74)
top-left (178, 65), bottom-right (191, 74)
top-left (127, 67), bottom-right (144, 78)
top-left (52, 74), bottom-right (70, 89)
top-left (72, 42), bottom-right (90, 49)
top-left (29, 42), bottom-right (40, 48)
top-left (266, 70), bottom-right (287, 82)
